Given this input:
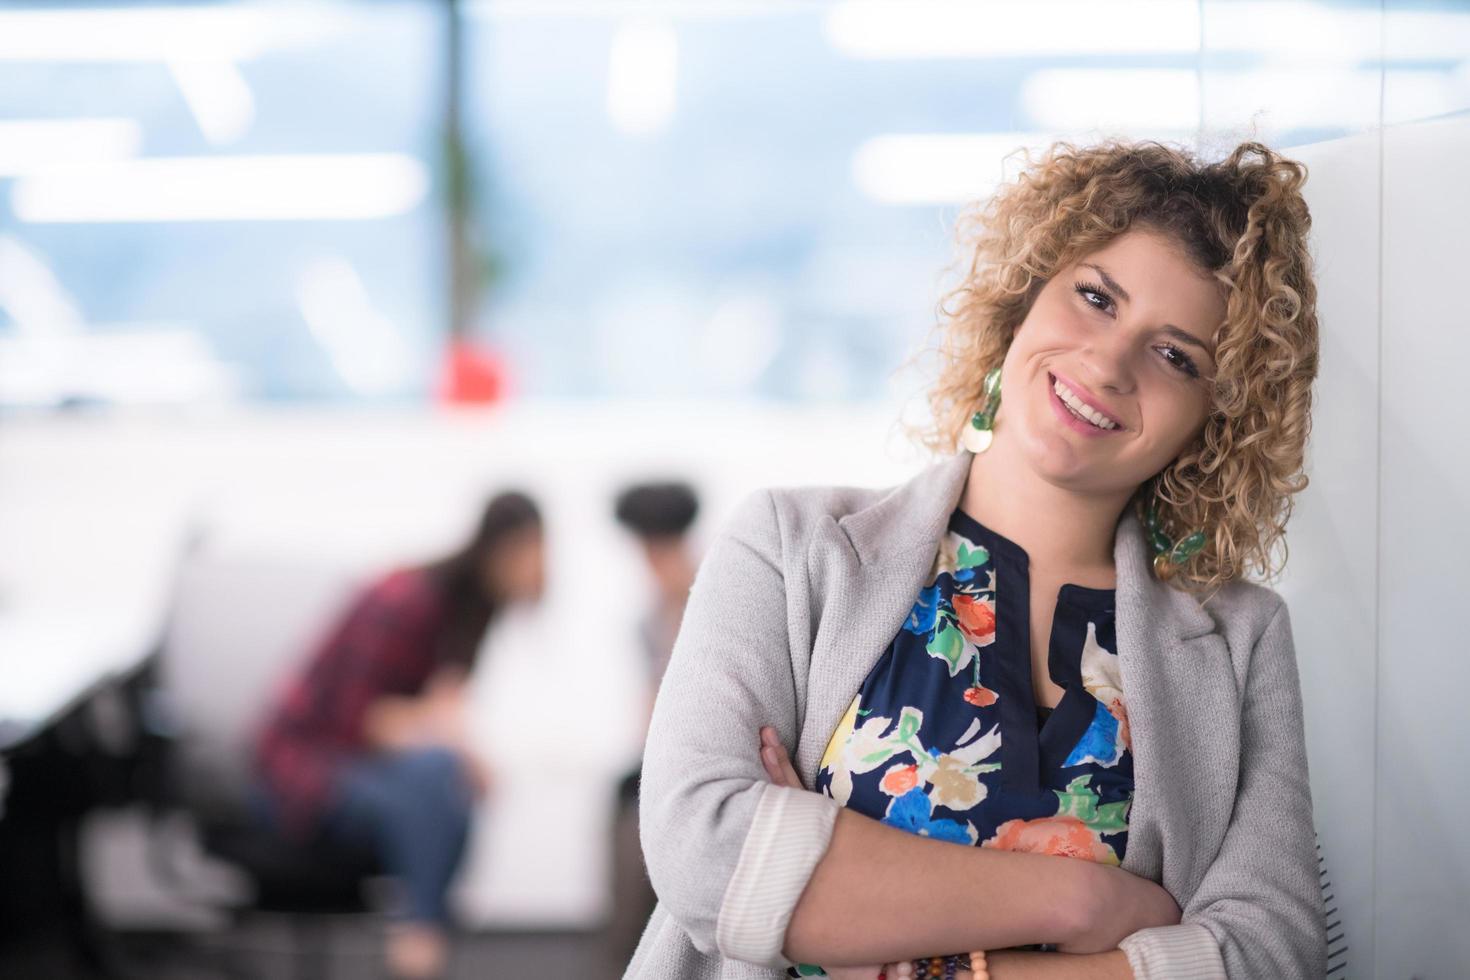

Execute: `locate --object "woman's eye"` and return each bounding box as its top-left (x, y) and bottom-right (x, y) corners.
top-left (1159, 345), bottom-right (1200, 378)
top-left (1073, 281), bottom-right (1113, 313)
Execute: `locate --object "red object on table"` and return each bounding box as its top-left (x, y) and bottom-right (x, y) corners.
top-left (439, 338), bottom-right (507, 405)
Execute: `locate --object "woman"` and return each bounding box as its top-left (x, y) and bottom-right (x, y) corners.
top-left (627, 140), bottom-right (1324, 980)
top-left (252, 490), bottom-right (545, 980)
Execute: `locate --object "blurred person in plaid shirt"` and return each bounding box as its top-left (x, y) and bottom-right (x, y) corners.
top-left (252, 489), bottom-right (545, 979)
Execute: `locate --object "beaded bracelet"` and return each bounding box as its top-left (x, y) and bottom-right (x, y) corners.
top-left (876, 951), bottom-right (988, 980)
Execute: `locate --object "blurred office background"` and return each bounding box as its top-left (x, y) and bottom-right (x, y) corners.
top-left (0, 0), bottom-right (1466, 977)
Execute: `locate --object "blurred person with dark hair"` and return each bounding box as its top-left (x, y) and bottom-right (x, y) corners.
top-left (606, 480), bottom-right (701, 965)
top-left (614, 480), bottom-right (701, 709)
top-left (252, 490), bottom-right (545, 980)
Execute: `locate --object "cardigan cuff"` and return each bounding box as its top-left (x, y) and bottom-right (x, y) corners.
top-left (714, 782), bottom-right (842, 968)
top-left (1118, 922), bottom-right (1227, 979)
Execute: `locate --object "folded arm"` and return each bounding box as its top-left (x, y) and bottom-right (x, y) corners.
top-left (781, 805), bottom-right (1096, 967)
top-left (759, 733), bottom-right (1134, 979)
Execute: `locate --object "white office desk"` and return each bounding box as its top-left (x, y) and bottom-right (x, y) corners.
top-left (0, 605), bottom-right (160, 753)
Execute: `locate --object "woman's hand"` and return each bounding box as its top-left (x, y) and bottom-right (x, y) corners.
top-left (418, 663), bottom-right (474, 744)
top-left (1057, 861), bottom-right (1181, 954)
top-left (759, 725), bottom-right (804, 788)
top-left (420, 665), bottom-right (497, 800)
top-left (458, 745), bottom-right (496, 800)
top-left (365, 666), bottom-right (496, 800)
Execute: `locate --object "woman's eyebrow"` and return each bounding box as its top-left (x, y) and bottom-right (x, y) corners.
top-left (1080, 261), bottom-right (1214, 355)
top-left (1081, 262), bottom-right (1133, 304)
top-left (1161, 323), bottom-right (1213, 355)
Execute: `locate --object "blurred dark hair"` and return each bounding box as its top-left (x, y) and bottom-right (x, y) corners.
top-left (613, 481), bottom-right (699, 539)
top-left (423, 489), bottom-right (542, 667)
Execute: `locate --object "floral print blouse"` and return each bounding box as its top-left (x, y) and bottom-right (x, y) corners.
top-left (786, 507), bottom-right (1133, 978)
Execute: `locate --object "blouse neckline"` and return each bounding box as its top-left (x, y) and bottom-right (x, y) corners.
top-left (949, 506), bottom-right (1116, 606)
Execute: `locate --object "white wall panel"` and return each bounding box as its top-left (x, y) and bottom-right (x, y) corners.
top-left (1285, 130), bottom-right (1385, 978)
top-left (1376, 109), bottom-right (1470, 979)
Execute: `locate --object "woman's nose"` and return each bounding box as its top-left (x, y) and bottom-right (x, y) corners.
top-left (1079, 331), bottom-right (1139, 395)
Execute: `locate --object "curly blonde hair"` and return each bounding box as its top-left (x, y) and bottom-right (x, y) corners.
top-left (910, 138), bottom-right (1319, 598)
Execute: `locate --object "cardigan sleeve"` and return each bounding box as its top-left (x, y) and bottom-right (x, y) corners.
top-left (1118, 599), bottom-right (1327, 979)
top-left (638, 488), bottom-right (842, 969)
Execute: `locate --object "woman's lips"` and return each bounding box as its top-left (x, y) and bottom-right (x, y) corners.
top-left (1049, 370), bottom-right (1124, 427)
top-left (1048, 372), bottom-right (1123, 437)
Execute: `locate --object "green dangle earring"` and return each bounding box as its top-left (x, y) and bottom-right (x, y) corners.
top-left (1144, 480), bottom-right (1207, 581)
top-left (962, 366), bottom-right (1003, 454)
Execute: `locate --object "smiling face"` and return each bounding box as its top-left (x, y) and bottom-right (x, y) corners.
top-left (997, 226), bottom-right (1227, 496)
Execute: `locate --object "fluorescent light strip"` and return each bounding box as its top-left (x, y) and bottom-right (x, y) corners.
top-left (825, 0), bottom-right (1198, 58)
top-left (1211, 3), bottom-right (1470, 62)
top-left (0, 119), bottom-right (142, 176)
top-left (0, 6), bottom-right (340, 63)
top-left (11, 154), bottom-right (430, 223)
top-left (168, 60), bottom-right (257, 146)
top-left (0, 235), bottom-right (84, 336)
top-left (606, 20), bottom-right (679, 135)
top-left (297, 257), bottom-right (415, 396)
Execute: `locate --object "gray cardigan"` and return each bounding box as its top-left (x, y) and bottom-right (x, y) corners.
top-left (626, 450), bottom-right (1326, 979)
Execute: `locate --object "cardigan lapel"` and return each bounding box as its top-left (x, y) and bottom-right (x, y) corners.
top-left (796, 450), bottom-right (1241, 903)
top-left (798, 451), bottom-right (973, 780)
top-left (1114, 507), bottom-right (1241, 898)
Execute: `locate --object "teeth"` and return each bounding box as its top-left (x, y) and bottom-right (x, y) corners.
top-left (1052, 377), bottom-right (1117, 430)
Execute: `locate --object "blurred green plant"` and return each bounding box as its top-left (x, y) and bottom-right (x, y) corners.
top-left (439, 0), bottom-right (505, 340)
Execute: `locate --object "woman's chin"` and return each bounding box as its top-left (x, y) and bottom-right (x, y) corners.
top-left (1017, 431), bottom-right (1134, 490)
top-left (1016, 423), bottom-right (1097, 469)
